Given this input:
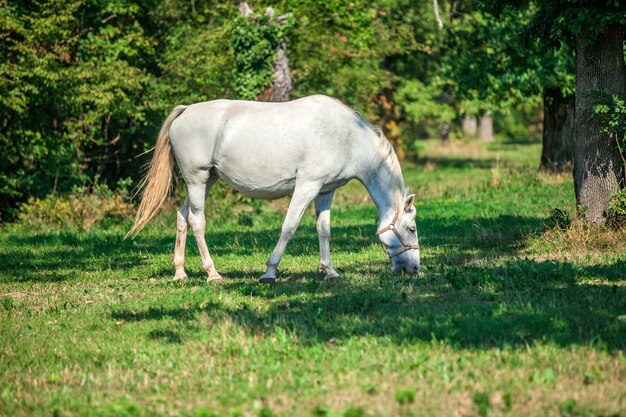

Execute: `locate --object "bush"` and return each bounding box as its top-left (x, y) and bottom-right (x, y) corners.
top-left (606, 188), bottom-right (626, 227)
top-left (17, 178), bottom-right (133, 231)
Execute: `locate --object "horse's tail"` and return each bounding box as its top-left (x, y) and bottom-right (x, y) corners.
top-left (125, 105), bottom-right (188, 239)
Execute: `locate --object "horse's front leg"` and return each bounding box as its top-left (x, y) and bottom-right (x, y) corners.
top-left (260, 183), bottom-right (320, 284)
top-left (315, 192), bottom-right (339, 280)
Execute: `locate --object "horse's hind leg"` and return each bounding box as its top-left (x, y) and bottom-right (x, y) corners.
top-left (315, 192), bottom-right (339, 280)
top-left (173, 196), bottom-right (190, 281)
top-left (260, 182), bottom-right (321, 284)
top-left (187, 174), bottom-right (223, 283)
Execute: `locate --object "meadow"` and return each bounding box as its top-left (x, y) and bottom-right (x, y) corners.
top-left (1, 139), bottom-right (625, 417)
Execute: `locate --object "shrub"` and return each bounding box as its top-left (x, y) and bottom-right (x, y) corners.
top-left (17, 178), bottom-right (133, 230)
top-left (549, 207), bottom-right (571, 229)
top-left (606, 188), bottom-right (626, 227)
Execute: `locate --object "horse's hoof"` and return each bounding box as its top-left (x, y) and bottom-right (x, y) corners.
top-left (320, 263), bottom-right (339, 281)
top-left (324, 273), bottom-right (339, 281)
top-left (259, 277), bottom-right (276, 285)
top-left (207, 276), bottom-right (224, 284)
top-left (173, 273), bottom-right (188, 281)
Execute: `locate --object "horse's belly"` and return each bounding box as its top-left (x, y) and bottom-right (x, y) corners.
top-left (215, 167), bottom-right (296, 199)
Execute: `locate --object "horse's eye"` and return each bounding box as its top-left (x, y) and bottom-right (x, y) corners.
top-left (408, 226), bottom-right (416, 234)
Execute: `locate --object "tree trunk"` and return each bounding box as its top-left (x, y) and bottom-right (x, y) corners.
top-left (573, 24), bottom-right (626, 225)
top-left (462, 114), bottom-right (477, 137)
top-left (540, 87), bottom-right (574, 172)
top-left (239, 2), bottom-right (292, 102)
top-left (440, 121), bottom-right (450, 144)
top-left (256, 42), bottom-right (292, 102)
top-left (478, 114), bottom-right (493, 141)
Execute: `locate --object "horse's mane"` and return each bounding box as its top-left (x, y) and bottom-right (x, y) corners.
top-left (334, 97), bottom-right (406, 201)
top-left (371, 126), bottom-right (406, 199)
top-left (352, 111), bottom-right (405, 199)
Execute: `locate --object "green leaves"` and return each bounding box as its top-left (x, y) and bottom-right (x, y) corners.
top-left (396, 78), bottom-right (455, 130)
top-left (231, 11), bottom-right (294, 100)
top-left (0, 0), bottom-right (152, 218)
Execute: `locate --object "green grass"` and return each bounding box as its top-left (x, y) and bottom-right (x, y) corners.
top-left (1, 138), bottom-right (625, 417)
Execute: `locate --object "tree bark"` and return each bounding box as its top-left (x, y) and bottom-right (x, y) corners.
top-left (478, 114), bottom-right (493, 141)
top-left (540, 87), bottom-right (574, 172)
top-left (256, 42), bottom-right (292, 102)
top-left (239, 2), bottom-right (292, 102)
top-left (573, 24), bottom-right (626, 225)
top-left (462, 114), bottom-right (477, 137)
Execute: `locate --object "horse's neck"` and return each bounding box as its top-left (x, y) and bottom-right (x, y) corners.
top-left (360, 160), bottom-right (404, 227)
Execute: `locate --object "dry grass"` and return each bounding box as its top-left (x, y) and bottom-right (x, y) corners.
top-left (527, 218), bottom-right (626, 261)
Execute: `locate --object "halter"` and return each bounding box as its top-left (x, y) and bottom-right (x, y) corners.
top-left (376, 207), bottom-right (420, 258)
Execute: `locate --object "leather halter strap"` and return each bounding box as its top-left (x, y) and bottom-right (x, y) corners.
top-left (376, 207), bottom-right (420, 258)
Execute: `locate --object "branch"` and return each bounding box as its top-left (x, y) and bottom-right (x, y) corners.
top-left (239, 2), bottom-right (253, 17)
top-left (433, 0), bottom-right (443, 30)
top-left (101, 14), bottom-right (117, 24)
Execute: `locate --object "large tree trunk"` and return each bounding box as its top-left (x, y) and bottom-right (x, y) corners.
top-left (479, 114), bottom-right (493, 141)
top-left (573, 24), bottom-right (626, 225)
top-left (540, 87), bottom-right (574, 172)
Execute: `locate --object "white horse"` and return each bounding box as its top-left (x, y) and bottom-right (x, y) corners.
top-left (127, 95), bottom-right (420, 283)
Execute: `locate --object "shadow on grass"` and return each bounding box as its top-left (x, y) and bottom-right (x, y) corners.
top-left (0, 210), bottom-right (542, 282)
top-left (495, 136), bottom-right (541, 146)
top-left (111, 258), bottom-right (626, 352)
top-left (148, 329), bottom-right (184, 344)
top-left (3, 211), bottom-right (625, 351)
top-left (415, 156), bottom-right (499, 170)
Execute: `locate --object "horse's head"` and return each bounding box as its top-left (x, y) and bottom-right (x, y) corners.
top-left (377, 193), bottom-right (421, 275)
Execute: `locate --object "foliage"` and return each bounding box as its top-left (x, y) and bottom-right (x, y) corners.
top-left (493, 97), bottom-right (543, 140)
top-left (0, 0), bottom-right (153, 219)
top-left (548, 207), bottom-right (571, 230)
top-left (591, 93), bottom-right (626, 226)
top-left (148, 5), bottom-right (237, 113)
top-left (592, 94), bottom-right (626, 160)
top-left (442, 5), bottom-right (575, 115)
top-left (17, 177), bottom-right (133, 231)
top-left (0, 0), bottom-right (578, 221)
top-left (395, 78), bottom-right (455, 138)
top-left (606, 189), bottom-right (626, 227)
top-left (522, 0), bottom-right (626, 43)
top-left (231, 11), bottom-right (294, 99)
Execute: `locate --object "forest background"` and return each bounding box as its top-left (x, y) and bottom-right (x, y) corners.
top-left (1, 0), bottom-right (625, 224)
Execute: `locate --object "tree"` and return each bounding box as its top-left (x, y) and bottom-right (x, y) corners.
top-left (478, 1), bottom-right (625, 223)
top-left (540, 86), bottom-right (573, 172)
top-left (237, 2), bottom-right (293, 102)
top-left (573, 23), bottom-right (625, 224)
top-left (439, 5), bottom-right (541, 141)
top-left (538, 45), bottom-right (575, 172)
top-left (0, 0), bottom-right (153, 219)
top-left (445, 4), bottom-right (575, 166)
top-left (530, 1), bottom-right (626, 224)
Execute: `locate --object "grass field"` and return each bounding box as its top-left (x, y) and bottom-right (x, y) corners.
top-left (1, 138), bottom-right (625, 417)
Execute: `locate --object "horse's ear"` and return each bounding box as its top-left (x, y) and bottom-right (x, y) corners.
top-left (404, 194), bottom-right (415, 210)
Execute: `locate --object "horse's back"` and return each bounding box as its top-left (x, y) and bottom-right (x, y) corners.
top-left (169, 95), bottom-right (373, 198)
